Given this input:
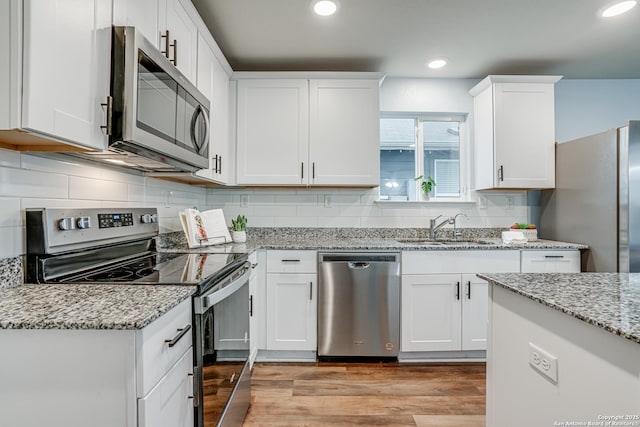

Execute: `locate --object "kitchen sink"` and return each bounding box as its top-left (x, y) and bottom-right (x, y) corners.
top-left (440, 240), bottom-right (494, 245)
top-left (396, 239), bottom-right (444, 245)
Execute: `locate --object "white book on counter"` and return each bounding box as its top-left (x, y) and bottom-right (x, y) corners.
top-left (179, 208), bottom-right (232, 248)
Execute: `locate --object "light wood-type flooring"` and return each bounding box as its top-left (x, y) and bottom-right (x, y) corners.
top-left (241, 362), bottom-right (486, 427)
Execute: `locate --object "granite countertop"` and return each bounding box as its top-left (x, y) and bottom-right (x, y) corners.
top-left (0, 284), bottom-right (196, 330)
top-left (478, 273), bottom-right (640, 344)
top-left (159, 236), bottom-right (587, 254)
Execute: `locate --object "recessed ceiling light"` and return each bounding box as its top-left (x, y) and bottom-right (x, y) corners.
top-left (426, 58), bottom-right (448, 69)
top-left (601, 0), bottom-right (637, 17)
top-left (312, 0), bottom-right (339, 16)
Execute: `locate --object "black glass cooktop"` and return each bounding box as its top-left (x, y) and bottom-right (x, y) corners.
top-left (51, 252), bottom-right (246, 287)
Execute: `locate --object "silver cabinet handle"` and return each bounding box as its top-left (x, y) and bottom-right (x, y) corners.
top-left (281, 259), bottom-right (301, 263)
top-left (466, 281), bottom-right (471, 299)
top-left (100, 96), bottom-right (113, 135)
top-left (249, 295), bottom-right (253, 317)
top-left (498, 165), bottom-right (504, 182)
top-left (164, 324), bottom-right (191, 347)
top-left (218, 155), bottom-right (222, 174)
top-left (545, 255), bottom-right (565, 259)
top-left (455, 281), bottom-right (460, 300)
top-left (301, 162), bottom-right (304, 179)
top-left (309, 281), bottom-right (313, 300)
top-left (312, 162), bottom-right (316, 179)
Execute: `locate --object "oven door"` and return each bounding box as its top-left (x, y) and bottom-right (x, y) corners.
top-left (193, 261), bottom-right (251, 427)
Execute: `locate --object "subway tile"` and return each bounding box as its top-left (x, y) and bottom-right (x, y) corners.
top-left (69, 176), bottom-right (129, 201)
top-left (247, 216), bottom-right (275, 227)
top-left (360, 216), bottom-right (404, 228)
top-left (0, 198), bottom-right (20, 227)
top-left (274, 216), bottom-right (318, 227)
top-left (296, 206), bottom-right (341, 217)
top-left (339, 205), bottom-right (383, 217)
top-left (235, 194), bottom-right (275, 205)
top-left (0, 148), bottom-right (21, 168)
top-left (0, 226), bottom-right (23, 258)
top-left (317, 216), bottom-right (361, 227)
top-left (252, 205), bottom-right (296, 217)
top-left (274, 194), bottom-right (318, 205)
top-left (0, 166), bottom-right (68, 198)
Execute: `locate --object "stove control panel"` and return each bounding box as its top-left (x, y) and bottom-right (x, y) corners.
top-left (26, 208), bottom-right (160, 255)
top-left (98, 213), bottom-right (134, 228)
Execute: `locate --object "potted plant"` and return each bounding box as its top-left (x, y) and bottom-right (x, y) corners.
top-left (231, 214), bottom-right (248, 243)
top-left (415, 175), bottom-right (436, 200)
top-left (510, 222), bottom-right (537, 241)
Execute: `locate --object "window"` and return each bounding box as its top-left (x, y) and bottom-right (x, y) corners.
top-left (379, 114), bottom-right (466, 201)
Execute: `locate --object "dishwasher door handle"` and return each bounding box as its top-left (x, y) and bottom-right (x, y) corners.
top-left (347, 262), bottom-right (371, 269)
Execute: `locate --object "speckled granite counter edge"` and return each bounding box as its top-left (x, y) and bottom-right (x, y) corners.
top-left (0, 257), bottom-right (22, 289)
top-left (478, 273), bottom-right (640, 345)
top-left (0, 285), bottom-right (196, 330)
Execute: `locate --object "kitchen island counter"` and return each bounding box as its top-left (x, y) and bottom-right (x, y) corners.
top-left (481, 272), bottom-right (640, 426)
top-left (478, 272), bottom-right (640, 344)
top-left (0, 284), bottom-right (196, 330)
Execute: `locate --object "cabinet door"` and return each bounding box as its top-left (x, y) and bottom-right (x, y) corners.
top-left (461, 274), bottom-right (488, 351)
top-left (22, 0), bottom-right (111, 150)
top-left (401, 274), bottom-right (461, 352)
top-left (309, 79), bottom-right (380, 186)
top-left (138, 347), bottom-right (194, 427)
top-left (195, 33), bottom-right (232, 184)
top-left (160, 0), bottom-right (198, 83)
top-left (112, 0), bottom-right (160, 46)
top-left (493, 82), bottom-right (556, 188)
top-left (266, 273), bottom-right (317, 351)
top-left (236, 79), bottom-right (309, 185)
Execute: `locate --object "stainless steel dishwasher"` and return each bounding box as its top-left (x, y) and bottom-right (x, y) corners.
top-left (317, 252), bottom-right (400, 359)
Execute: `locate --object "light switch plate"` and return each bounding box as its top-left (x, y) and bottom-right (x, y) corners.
top-left (240, 195), bottom-right (249, 207)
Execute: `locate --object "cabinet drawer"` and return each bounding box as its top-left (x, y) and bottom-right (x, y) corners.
top-left (138, 347), bottom-right (194, 427)
top-left (521, 250), bottom-right (580, 273)
top-left (136, 298), bottom-right (192, 397)
top-left (267, 250), bottom-right (317, 273)
top-left (402, 250), bottom-right (520, 274)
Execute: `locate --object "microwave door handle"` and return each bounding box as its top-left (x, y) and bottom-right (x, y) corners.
top-left (190, 105), bottom-right (210, 155)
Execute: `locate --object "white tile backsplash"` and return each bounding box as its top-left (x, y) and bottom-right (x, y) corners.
top-left (0, 150), bottom-right (531, 259)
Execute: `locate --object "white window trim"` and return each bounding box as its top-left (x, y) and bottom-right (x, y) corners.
top-left (379, 112), bottom-right (470, 202)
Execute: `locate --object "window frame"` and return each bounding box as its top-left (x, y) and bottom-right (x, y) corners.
top-left (379, 112), bottom-right (469, 202)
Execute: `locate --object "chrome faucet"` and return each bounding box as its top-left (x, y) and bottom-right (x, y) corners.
top-left (451, 212), bottom-right (469, 240)
top-left (429, 215), bottom-right (451, 240)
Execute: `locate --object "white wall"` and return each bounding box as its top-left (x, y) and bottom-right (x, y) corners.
top-left (0, 149), bottom-right (208, 258)
top-left (555, 79), bottom-right (640, 142)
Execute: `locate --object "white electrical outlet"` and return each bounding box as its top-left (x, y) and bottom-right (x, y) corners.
top-left (240, 195), bottom-right (249, 208)
top-left (529, 342), bottom-right (558, 383)
top-left (505, 195), bottom-right (514, 210)
top-left (324, 195), bottom-right (332, 207)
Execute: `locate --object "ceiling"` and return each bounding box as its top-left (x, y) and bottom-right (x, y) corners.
top-left (191, 0), bottom-right (640, 79)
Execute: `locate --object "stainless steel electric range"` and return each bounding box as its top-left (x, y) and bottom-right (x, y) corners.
top-left (25, 207), bottom-right (252, 427)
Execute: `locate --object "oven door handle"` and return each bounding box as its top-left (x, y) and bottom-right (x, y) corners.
top-left (196, 262), bottom-right (251, 312)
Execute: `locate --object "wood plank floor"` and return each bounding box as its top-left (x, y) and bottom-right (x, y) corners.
top-left (242, 362), bottom-right (486, 427)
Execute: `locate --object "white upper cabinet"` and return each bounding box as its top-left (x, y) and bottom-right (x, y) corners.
top-left (234, 73), bottom-right (382, 187)
top-left (160, 0), bottom-right (198, 82)
top-left (470, 75), bottom-right (561, 190)
top-left (309, 79), bottom-right (380, 186)
top-left (112, 0), bottom-right (160, 45)
top-left (236, 79), bottom-right (310, 185)
top-left (18, 0), bottom-right (112, 151)
top-left (114, 0), bottom-right (198, 83)
top-left (194, 32), bottom-right (234, 184)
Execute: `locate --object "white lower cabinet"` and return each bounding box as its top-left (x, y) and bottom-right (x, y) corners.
top-left (265, 250), bottom-right (317, 352)
top-left (0, 298), bottom-right (193, 427)
top-left (401, 251), bottom-right (520, 353)
top-left (266, 272), bottom-right (317, 351)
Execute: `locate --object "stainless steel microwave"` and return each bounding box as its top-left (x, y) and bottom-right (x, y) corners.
top-left (77, 26), bottom-right (210, 172)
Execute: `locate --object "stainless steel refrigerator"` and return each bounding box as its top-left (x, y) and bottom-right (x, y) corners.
top-left (540, 120), bottom-right (640, 272)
